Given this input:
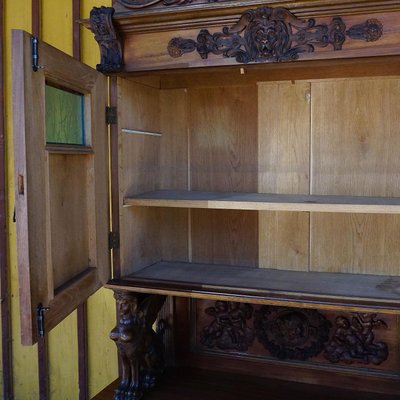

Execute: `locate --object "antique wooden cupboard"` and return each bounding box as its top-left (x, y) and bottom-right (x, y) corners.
top-left (11, 0), bottom-right (400, 398)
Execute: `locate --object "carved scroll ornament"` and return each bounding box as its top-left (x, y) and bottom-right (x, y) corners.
top-left (117, 0), bottom-right (192, 8)
top-left (168, 7), bottom-right (383, 64)
top-left (116, 0), bottom-right (224, 8)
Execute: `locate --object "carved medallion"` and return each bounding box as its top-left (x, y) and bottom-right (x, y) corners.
top-left (200, 301), bottom-right (255, 351)
top-left (168, 7), bottom-right (383, 64)
top-left (89, 7), bottom-right (123, 73)
top-left (324, 313), bottom-right (388, 365)
top-left (254, 306), bottom-right (331, 361)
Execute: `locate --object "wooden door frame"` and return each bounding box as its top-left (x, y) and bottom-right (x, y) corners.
top-left (0, 0), bottom-right (13, 398)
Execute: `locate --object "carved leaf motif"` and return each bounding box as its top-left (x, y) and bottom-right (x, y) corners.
top-left (346, 19), bottom-right (383, 42)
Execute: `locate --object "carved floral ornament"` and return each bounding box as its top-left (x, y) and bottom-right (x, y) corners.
top-left (116, 0), bottom-right (192, 8)
top-left (116, 0), bottom-right (225, 8)
top-left (200, 302), bottom-right (389, 365)
top-left (168, 7), bottom-right (383, 64)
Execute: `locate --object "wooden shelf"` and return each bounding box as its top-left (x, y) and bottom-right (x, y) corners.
top-left (93, 367), bottom-right (399, 400)
top-left (123, 190), bottom-right (400, 214)
top-left (107, 261), bottom-right (400, 313)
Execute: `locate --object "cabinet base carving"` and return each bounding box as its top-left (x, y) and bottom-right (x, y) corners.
top-left (110, 291), bottom-right (166, 400)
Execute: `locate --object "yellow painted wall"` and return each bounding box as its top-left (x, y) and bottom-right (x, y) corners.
top-left (3, 0), bottom-right (118, 398)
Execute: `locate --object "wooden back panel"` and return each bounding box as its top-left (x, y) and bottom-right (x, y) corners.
top-left (119, 74), bottom-right (400, 277)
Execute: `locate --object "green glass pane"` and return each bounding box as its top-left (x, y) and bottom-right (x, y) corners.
top-left (45, 85), bottom-right (85, 145)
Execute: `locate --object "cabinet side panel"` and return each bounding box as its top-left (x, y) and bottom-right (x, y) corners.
top-left (258, 82), bottom-right (310, 271)
top-left (189, 86), bottom-right (258, 266)
top-left (118, 79), bottom-right (162, 273)
top-left (311, 78), bottom-right (400, 275)
top-left (160, 89), bottom-right (189, 263)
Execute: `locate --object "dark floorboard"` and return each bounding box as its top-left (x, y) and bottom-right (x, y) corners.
top-left (93, 367), bottom-right (399, 400)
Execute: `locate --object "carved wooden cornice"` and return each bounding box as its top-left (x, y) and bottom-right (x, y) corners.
top-left (168, 7), bottom-right (383, 64)
top-left (113, 0), bottom-right (400, 16)
top-left (85, 2), bottom-right (399, 72)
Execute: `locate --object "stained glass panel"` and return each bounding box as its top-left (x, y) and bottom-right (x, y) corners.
top-left (45, 84), bottom-right (85, 145)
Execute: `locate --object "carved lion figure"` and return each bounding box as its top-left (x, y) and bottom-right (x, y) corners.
top-left (110, 292), bottom-right (166, 400)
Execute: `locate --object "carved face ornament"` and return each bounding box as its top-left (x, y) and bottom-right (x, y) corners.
top-left (252, 21), bottom-right (290, 61)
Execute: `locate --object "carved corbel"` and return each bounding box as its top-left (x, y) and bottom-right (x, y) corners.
top-left (110, 291), bottom-right (166, 400)
top-left (89, 7), bottom-right (123, 73)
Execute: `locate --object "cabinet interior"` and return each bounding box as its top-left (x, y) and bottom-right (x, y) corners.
top-left (113, 62), bottom-right (400, 307)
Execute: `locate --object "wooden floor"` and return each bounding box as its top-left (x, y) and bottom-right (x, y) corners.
top-left (93, 367), bottom-right (399, 400)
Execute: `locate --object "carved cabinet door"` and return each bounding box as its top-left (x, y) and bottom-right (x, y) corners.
top-left (12, 30), bottom-right (110, 345)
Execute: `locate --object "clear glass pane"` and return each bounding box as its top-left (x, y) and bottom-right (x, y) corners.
top-left (45, 84), bottom-right (85, 145)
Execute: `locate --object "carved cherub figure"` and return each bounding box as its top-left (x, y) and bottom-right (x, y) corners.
top-left (201, 301), bottom-right (254, 351)
top-left (110, 292), bottom-right (166, 400)
top-left (324, 313), bottom-right (388, 365)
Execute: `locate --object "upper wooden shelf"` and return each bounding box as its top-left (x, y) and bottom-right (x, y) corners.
top-left (124, 190), bottom-right (400, 214)
top-left (107, 261), bottom-right (400, 313)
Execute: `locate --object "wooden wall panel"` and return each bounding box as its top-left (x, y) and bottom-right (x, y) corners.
top-left (160, 89), bottom-right (189, 263)
top-left (312, 213), bottom-right (400, 275)
top-left (48, 155), bottom-right (90, 289)
top-left (311, 78), bottom-right (400, 275)
top-left (189, 86), bottom-right (258, 193)
top-left (189, 86), bottom-right (258, 266)
top-left (191, 209), bottom-right (258, 267)
top-left (311, 79), bottom-right (400, 198)
top-left (118, 79), bottom-right (161, 273)
top-left (258, 82), bottom-right (310, 271)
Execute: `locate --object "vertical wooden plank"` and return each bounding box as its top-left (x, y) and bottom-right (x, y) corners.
top-left (258, 82), bottom-right (310, 271)
top-left (189, 86), bottom-right (258, 193)
top-left (32, 0), bottom-right (47, 395)
top-left (118, 79), bottom-right (161, 274)
top-left (159, 88), bottom-right (189, 263)
top-left (72, 2), bottom-right (88, 398)
top-left (311, 78), bottom-right (400, 198)
top-left (0, 0), bottom-right (13, 398)
top-left (5, 2), bottom-right (38, 397)
top-left (311, 78), bottom-right (400, 275)
top-left (38, 336), bottom-right (48, 400)
top-left (110, 76), bottom-right (120, 278)
top-left (72, 0), bottom-right (80, 61)
top-left (31, 0), bottom-right (40, 37)
top-left (77, 303), bottom-right (88, 400)
top-left (80, 3), bottom-right (118, 398)
top-left (189, 86), bottom-right (258, 266)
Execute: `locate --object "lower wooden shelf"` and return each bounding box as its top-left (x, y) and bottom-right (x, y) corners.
top-left (106, 261), bottom-right (400, 313)
top-left (93, 367), bottom-right (398, 400)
